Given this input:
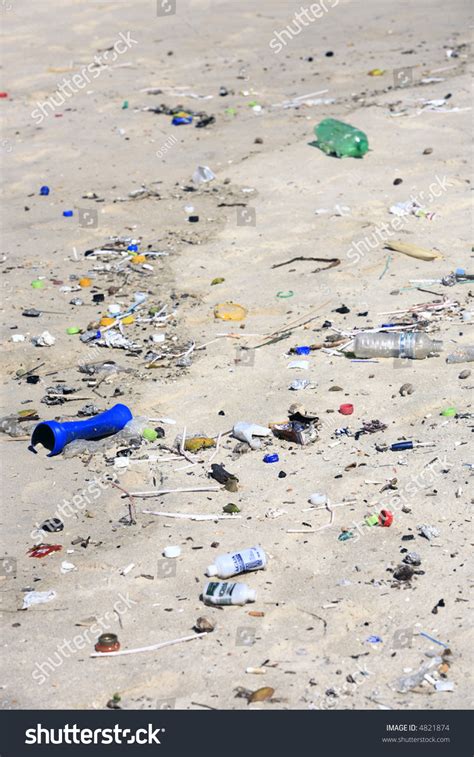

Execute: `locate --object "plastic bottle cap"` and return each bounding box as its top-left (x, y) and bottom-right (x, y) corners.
top-left (122, 315), bottom-right (134, 325)
top-left (206, 565), bottom-right (217, 576)
top-left (108, 304), bottom-right (121, 316)
top-left (31, 279), bottom-right (45, 289)
top-left (263, 453), bottom-right (279, 463)
top-left (100, 317), bottom-right (115, 327)
top-left (339, 404), bottom-right (354, 415)
top-left (66, 327), bottom-right (80, 335)
top-left (40, 186), bottom-right (50, 195)
top-left (309, 493), bottom-right (327, 506)
top-left (247, 589), bottom-right (257, 602)
top-left (142, 428), bottom-right (158, 441)
top-left (163, 546), bottom-right (181, 558)
top-left (63, 210), bottom-right (73, 217)
top-left (379, 509), bottom-right (393, 527)
top-left (79, 278), bottom-right (92, 287)
top-left (441, 407), bottom-right (456, 417)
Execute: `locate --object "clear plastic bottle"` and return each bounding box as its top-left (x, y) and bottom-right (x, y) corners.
top-left (202, 581), bottom-right (256, 606)
top-left (446, 346), bottom-right (474, 364)
top-left (352, 332), bottom-right (442, 359)
top-left (206, 546), bottom-right (266, 579)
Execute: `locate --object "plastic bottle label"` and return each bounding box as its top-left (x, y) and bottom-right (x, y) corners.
top-left (231, 547), bottom-right (264, 574)
top-left (399, 333), bottom-right (416, 359)
top-left (205, 581), bottom-right (236, 605)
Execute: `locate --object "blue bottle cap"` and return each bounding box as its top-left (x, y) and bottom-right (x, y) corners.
top-left (40, 186), bottom-right (50, 195)
top-left (63, 210), bottom-right (73, 217)
top-left (263, 453), bottom-right (279, 463)
top-left (455, 268), bottom-right (465, 276)
top-left (128, 244), bottom-right (139, 252)
top-left (295, 346), bottom-right (311, 355)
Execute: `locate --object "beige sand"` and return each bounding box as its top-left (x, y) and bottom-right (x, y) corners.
top-left (1, 0), bottom-right (472, 711)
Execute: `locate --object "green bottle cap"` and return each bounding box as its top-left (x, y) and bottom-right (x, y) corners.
top-left (31, 279), bottom-right (45, 289)
top-left (441, 407), bottom-right (456, 417)
top-left (365, 514), bottom-right (379, 527)
top-left (142, 428), bottom-right (158, 441)
top-left (66, 327), bottom-right (80, 335)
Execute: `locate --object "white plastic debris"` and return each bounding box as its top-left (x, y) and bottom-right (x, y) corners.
top-left (163, 546), bottom-right (181, 558)
top-left (60, 561), bottom-right (76, 574)
top-left (120, 563), bottom-right (135, 576)
top-left (435, 680), bottom-right (455, 692)
top-left (232, 421), bottom-right (272, 449)
top-left (309, 493), bottom-right (327, 506)
top-left (418, 524), bottom-right (440, 540)
top-left (108, 304), bottom-right (121, 316)
top-left (192, 165), bottom-right (215, 184)
top-left (32, 330), bottom-right (56, 347)
top-left (11, 334), bottom-right (25, 343)
top-left (289, 379), bottom-right (310, 390)
top-left (288, 360), bottom-right (309, 370)
top-left (22, 590), bottom-right (57, 609)
top-left (114, 457), bottom-right (130, 469)
top-left (389, 200), bottom-right (434, 220)
top-left (152, 333), bottom-right (165, 343)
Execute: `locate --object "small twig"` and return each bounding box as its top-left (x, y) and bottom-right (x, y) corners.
top-left (111, 481), bottom-right (137, 525)
top-left (271, 256), bottom-right (340, 272)
top-left (132, 486), bottom-right (220, 497)
top-left (143, 510), bottom-right (240, 521)
top-left (208, 431), bottom-right (222, 464)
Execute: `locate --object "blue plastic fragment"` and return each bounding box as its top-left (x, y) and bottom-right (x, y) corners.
top-left (63, 210), bottom-right (73, 217)
top-left (295, 346), bottom-right (311, 355)
top-left (40, 186), bottom-right (50, 196)
top-left (263, 453), bottom-right (279, 464)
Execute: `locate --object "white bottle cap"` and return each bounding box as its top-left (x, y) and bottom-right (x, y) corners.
top-left (247, 589), bottom-right (257, 602)
top-left (206, 564), bottom-right (217, 576)
top-left (163, 546), bottom-right (181, 558)
top-left (108, 304), bottom-right (121, 316)
top-left (309, 493), bottom-right (327, 506)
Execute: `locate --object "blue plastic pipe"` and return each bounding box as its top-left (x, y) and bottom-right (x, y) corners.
top-left (31, 403), bottom-right (133, 456)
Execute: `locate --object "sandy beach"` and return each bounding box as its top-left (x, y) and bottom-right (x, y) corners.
top-left (1, 0), bottom-right (472, 714)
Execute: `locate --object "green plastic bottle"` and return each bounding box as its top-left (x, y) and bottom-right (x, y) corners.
top-left (313, 118), bottom-right (369, 158)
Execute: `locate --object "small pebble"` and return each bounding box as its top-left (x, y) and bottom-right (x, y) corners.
top-left (423, 147), bottom-right (433, 154)
top-left (459, 369), bottom-right (470, 379)
top-left (393, 178), bottom-right (403, 185)
top-left (399, 383), bottom-right (414, 396)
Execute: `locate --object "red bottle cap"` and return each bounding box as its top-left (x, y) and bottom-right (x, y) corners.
top-left (0, 92), bottom-right (9, 98)
top-left (379, 509), bottom-right (393, 527)
top-left (339, 403), bottom-right (354, 415)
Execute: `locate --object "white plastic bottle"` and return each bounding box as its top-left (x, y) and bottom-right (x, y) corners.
top-left (352, 332), bottom-right (442, 359)
top-left (203, 581), bottom-right (256, 606)
top-left (206, 546), bottom-right (266, 579)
